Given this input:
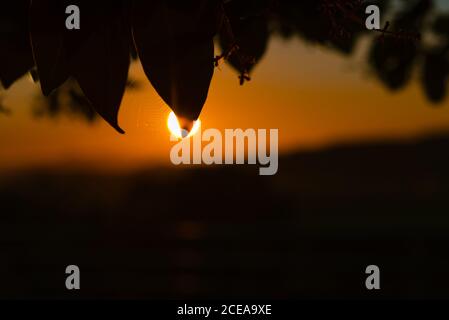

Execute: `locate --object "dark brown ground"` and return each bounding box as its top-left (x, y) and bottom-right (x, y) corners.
top-left (1, 133), bottom-right (449, 299)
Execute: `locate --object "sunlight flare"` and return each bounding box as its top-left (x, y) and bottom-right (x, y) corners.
top-left (167, 111), bottom-right (201, 139)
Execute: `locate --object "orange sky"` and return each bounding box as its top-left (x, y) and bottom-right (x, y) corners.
top-left (1, 37), bottom-right (449, 173)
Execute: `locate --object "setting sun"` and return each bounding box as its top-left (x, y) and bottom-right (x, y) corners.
top-left (167, 111), bottom-right (201, 139)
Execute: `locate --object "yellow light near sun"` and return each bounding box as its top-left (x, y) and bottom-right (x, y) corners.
top-left (167, 111), bottom-right (201, 139)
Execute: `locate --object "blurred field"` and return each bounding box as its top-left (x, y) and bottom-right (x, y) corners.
top-left (1, 132), bottom-right (449, 299)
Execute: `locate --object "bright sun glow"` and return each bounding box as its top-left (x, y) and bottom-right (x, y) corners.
top-left (167, 111), bottom-right (201, 139)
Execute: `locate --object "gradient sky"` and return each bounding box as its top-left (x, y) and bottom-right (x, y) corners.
top-left (1, 36), bottom-right (449, 173)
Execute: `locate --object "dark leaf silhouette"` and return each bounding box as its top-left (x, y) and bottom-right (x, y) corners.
top-left (219, 14), bottom-right (269, 74)
top-left (368, 0), bottom-right (430, 90)
top-left (29, 0), bottom-right (70, 95)
top-left (215, 0), bottom-right (271, 84)
top-left (0, 1), bottom-right (34, 89)
top-left (70, 2), bottom-right (130, 134)
top-left (30, 0), bottom-right (130, 133)
top-left (421, 14), bottom-right (449, 102)
top-left (369, 37), bottom-right (417, 90)
top-left (274, 0), bottom-right (364, 51)
top-left (274, 1), bottom-right (329, 43)
top-left (422, 51), bottom-right (449, 103)
top-left (132, 0), bottom-right (219, 121)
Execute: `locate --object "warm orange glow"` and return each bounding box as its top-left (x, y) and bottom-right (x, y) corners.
top-left (167, 111), bottom-right (201, 139)
top-left (3, 40), bottom-right (449, 174)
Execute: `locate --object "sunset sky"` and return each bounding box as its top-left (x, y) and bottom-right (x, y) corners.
top-left (2, 36), bottom-right (449, 173)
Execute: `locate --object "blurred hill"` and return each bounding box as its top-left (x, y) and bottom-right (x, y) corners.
top-left (1, 132), bottom-right (449, 299)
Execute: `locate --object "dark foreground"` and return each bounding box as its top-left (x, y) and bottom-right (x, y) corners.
top-left (1, 133), bottom-right (449, 299)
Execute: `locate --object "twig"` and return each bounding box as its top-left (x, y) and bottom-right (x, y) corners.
top-left (321, 0), bottom-right (421, 42)
top-left (214, 1), bottom-right (256, 85)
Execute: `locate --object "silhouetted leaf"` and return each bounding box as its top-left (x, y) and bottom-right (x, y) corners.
top-left (219, 14), bottom-right (269, 73)
top-left (368, 0), bottom-right (430, 91)
top-left (422, 51), bottom-right (449, 103)
top-left (71, 2), bottom-right (130, 134)
top-left (369, 38), bottom-right (416, 90)
top-left (30, 0), bottom-right (130, 133)
top-left (132, 0), bottom-right (219, 120)
top-left (0, 1), bottom-right (34, 89)
top-left (219, 0), bottom-right (271, 74)
top-left (274, 1), bottom-right (328, 43)
top-left (29, 0), bottom-right (70, 95)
